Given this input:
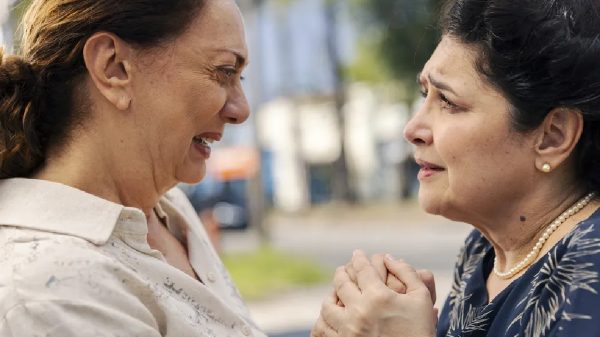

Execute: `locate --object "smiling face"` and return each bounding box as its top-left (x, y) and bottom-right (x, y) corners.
top-left (128, 0), bottom-right (249, 186)
top-left (404, 36), bottom-right (540, 223)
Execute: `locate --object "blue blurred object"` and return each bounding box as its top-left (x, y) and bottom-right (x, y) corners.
top-left (183, 176), bottom-right (250, 230)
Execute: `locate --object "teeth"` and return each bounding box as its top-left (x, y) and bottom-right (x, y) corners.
top-left (194, 136), bottom-right (215, 145)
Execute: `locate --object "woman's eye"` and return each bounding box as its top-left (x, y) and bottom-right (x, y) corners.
top-left (217, 67), bottom-right (245, 86)
top-left (220, 67), bottom-right (237, 78)
top-left (440, 93), bottom-right (458, 110)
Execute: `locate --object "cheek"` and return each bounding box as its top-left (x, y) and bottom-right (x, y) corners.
top-left (439, 129), bottom-right (507, 187)
top-left (177, 79), bottom-right (227, 122)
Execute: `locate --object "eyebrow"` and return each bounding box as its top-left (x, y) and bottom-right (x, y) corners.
top-left (215, 48), bottom-right (248, 68)
top-left (417, 71), bottom-right (458, 95)
top-left (428, 73), bottom-right (457, 95)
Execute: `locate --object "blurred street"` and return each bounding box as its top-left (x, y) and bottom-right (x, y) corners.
top-left (221, 201), bottom-right (472, 336)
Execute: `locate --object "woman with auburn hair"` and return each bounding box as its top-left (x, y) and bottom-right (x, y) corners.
top-left (312, 0), bottom-right (600, 336)
top-left (0, 0), bottom-right (260, 336)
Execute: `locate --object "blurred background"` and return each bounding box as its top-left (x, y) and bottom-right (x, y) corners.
top-left (1, 1), bottom-right (471, 336)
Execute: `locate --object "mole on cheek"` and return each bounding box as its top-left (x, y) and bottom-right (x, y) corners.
top-left (520, 216), bottom-right (526, 222)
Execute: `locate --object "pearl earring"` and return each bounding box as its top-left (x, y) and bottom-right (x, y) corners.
top-left (541, 163), bottom-right (551, 173)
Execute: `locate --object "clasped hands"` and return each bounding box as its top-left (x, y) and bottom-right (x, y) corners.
top-left (311, 250), bottom-right (437, 337)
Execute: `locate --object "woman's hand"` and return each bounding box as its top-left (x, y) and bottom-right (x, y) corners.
top-left (365, 254), bottom-right (436, 301)
top-left (365, 253), bottom-right (439, 322)
top-left (311, 250), bottom-right (436, 337)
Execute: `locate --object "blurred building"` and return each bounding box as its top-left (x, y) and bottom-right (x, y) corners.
top-left (239, 0), bottom-right (415, 212)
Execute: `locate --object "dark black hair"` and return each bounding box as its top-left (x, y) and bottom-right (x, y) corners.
top-left (441, 0), bottom-right (600, 193)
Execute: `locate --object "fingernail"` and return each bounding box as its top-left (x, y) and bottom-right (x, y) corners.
top-left (353, 250), bottom-right (360, 257)
top-left (385, 254), bottom-right (395, 261)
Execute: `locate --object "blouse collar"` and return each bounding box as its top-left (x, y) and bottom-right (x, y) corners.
top-left (0, 178), bottom-right (149, 245)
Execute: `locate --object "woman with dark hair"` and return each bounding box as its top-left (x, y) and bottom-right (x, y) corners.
top-left (0, 0), bottom-right (259, 336)
top-left (312, 0), bottom-right (600, 336)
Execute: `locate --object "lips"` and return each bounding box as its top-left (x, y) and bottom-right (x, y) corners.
top-left (415, 158), bottom-right (445, 179)
top-left (191, 132), bottom-right (222, 159)
top-left (416, 160), bottom-right (445, 171)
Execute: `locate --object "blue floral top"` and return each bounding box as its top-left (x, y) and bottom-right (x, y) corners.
top-left (437, 209), bottom-right (600, 337)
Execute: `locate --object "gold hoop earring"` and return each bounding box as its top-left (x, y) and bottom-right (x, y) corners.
top-left (541, 163), bottom-right (551, 173)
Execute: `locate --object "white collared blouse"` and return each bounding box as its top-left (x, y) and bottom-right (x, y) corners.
top-left (0, 178), bottom-right (265, 337)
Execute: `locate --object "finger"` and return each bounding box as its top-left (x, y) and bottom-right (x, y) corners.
top-left (417, 269), bottom-right (436, 304)
top-left (311, 316), bottom-right (339, 337)
top-left (345, 261), bottom-right (357, 284)
top-left (330, 287), bottom-right (343, 307)
top-left (383, 255), bottom-right (428, 294)
top-left (332, 290), bottom-right (339, 305)
top-left (321, 291), bottom-right (345, 332)
top-left (370, 253), bottom-right (388, 282)
top-left (333, 265), bottom-right (361, 306)
top-left (386, 272), bottom-right (407, 294)
top-left (351, 250), bottom-right (388, 293)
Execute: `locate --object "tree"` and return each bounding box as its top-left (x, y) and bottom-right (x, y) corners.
top-left (358, 0), bottom-right (444, 104)
top-left (325, 0), bottom-right (357, 203)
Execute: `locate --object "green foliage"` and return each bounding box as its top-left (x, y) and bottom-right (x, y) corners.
top-left (353, 0), bottom-right (444, 102)
top-left (222, 245), bottom-right (329, 300)
top-left (345, 31), bottom-right (391, 83)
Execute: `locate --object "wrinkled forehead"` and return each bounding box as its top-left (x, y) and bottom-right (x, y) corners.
top-left (420, 36), bottom-right (489, 91)
top-left (178, 0), bottom-right (248, 59)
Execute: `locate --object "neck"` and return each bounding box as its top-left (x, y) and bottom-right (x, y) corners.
top-left (32, 132), bottom-right (174, 217)
top-left (475, 184), bottom-right (589, 275)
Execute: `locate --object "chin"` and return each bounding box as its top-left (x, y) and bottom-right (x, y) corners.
top-left (177, 166), bottom-right (207, 185)
top-left (418, 188), bottom-right (444, 216)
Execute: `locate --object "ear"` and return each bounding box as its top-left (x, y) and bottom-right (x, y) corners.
top-left (534, 107), bottom-right (584, 172)
top-left (83, 32), bottom-right (133, 111)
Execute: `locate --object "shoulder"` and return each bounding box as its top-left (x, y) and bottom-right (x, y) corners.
top-left (0, 227), bottom-right (160, 335)
top-left (0, 227), bottom-right (151, 314)
top-left (535, 209), bottom-right (600, 298)
top-left (562, 209), bottom-right (600, 247)
top-left (553, 209), bottom-right (600, 268)
top-left (518, 210), bottom-right (600, 336)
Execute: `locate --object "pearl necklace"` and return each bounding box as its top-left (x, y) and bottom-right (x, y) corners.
top-left (493, 192), bottom-right (596, 280)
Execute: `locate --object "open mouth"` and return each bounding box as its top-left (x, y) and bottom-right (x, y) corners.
top-left (193, 136), bottom-right (215, 146)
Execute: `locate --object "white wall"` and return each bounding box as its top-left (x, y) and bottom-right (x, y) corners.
top-left (0, 0), bottom-right (16, 49)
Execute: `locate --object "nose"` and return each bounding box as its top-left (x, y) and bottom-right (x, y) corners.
top-left (403, 104), bottom-right (433, 146)
top-left (221, 86), bottom-right (250, 125)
